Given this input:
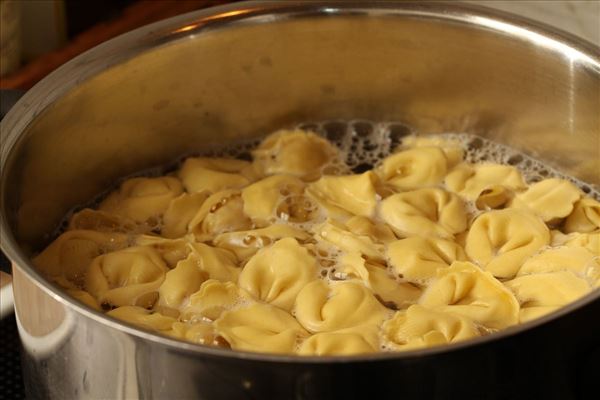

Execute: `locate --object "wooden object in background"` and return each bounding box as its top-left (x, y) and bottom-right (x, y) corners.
top-left (0, 0), bottom-right (231, 90)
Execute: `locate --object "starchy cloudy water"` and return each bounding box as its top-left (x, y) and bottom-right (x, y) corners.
top-left (37, 121), bottom-right (600, 356)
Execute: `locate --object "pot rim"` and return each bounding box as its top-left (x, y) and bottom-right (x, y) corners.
top-left (1, 0), bottom-right (599, 364)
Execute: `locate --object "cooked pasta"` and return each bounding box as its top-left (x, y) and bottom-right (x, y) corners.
top-left (382, 305), bottom-right (479, 350)
top-left (33, 128), bottom-right (599, 356)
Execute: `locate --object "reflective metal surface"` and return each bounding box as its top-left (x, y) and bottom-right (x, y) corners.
top-left (1, 1), bottom-right (599, 399)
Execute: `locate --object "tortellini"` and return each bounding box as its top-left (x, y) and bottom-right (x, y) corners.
top-left (178, 157), bottom-right (252, 194)
top-left (134, 235), bottom-right (191, 267)
top-left (511, 178), bottom-right (581, 222)
top-left (344, 216), bottom-right (397, 244)
top-left (252, 129), bottom-right (339, 181)
top-left (238, 238), bottom-right (318, 311)
top-left (67, 209), bottom-right (142, 233)
top-left (241, 175), bottom-right (309, 224)
top-left (181, 280), bottom-right (250, 321)
top-left (402, 136), bottom-right (464, 168)
top-left (162, 192), bottom-right (209, 238)
top-left (377, 147), bottom-right (448, 190)
top-left (294, 280), bottom-right (388, 333)
top-left (504, 271), bottom-right (592, 323)
top-left (188, 242), bottom-right (241, 283)
top-left (86, 246), bottom-right (169, 308)
top-left (474, 185), bottom-right (514, 210)
top-left (314, 220), bottom-right (385, 263)
top-left (556, 232), bottom-right (600, 255)
top-left (445, 163), bottom-right (526, 201)
top-left (379, 188), bottom-right (467, 239)
top-left (108, 306), bottom-right (176, 331)
top-left (465, 209), bottom-right (550, 278)
top-left (383, 305), bottom-right (479, 350)
top-left (214, 303), bottom-right (308, 354)
top-left (33, 230), bottom-right (129, 286)
top-left (564, 198), bottom-right (600, 233)
top-left (213, 224), bottom-right (311, 260)
top-left (420, 262), bottom-right (520, 329)
top-left (167, 322), bottom-right (219, 346)
top-left (188, 189), bottom-right (252, 240)
top-left (34, 128), bottom-right (600, 356)
top-left (66, 288), bottom-right (102, 310)
top-left (387, 237), bottom-right (467, 282)
top-left (157, 254), bottom-right (209, 309)
top-left (338, 252), bottom-right (421, 308)
top-left (298, 325), bottom-right (380, 355)
top-left (308, 171), bottom-right (378, 218)
top-left (517, 247), bottom-right (600, 286)
top-left (99, 176), bottom-right (183, 223)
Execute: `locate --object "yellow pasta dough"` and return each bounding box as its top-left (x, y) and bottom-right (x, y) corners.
top-left (238, 237), bottom-right (318, 311)
top-left (99, 176), bottom-right (183, 223)
top-left (338, 252), bottom-right (421, 308)
top-left (465, 209), bottom-right (550, 278)
top-left (308, 171), bottom-right (379, 219)
top-left (188, 242), bottom-right (240, 283)
top-left (68, 208), bottom-right (143, 233)
top-left (35, 128), bottom-right (600, 356)
top-left (294, 280), bottom-right (388, 333)
top-left (298, 325), bottom-right (380, 356)
top-left (420, 262), bottom-right (519, 329)
top-left (504, 271), bottom-right (592, 323)
top-left (251, 129), bottom-right (339, 181)
top-left (214, 303), bottom-right (308, 354)
top-left (166, 322), bottom-right (218, 345)
top-left (213, 224), bottom-right (311, 260)
top-left (511, 178), bottom-right (581, 222)
top-left (33, 230), bottom-right (129, 286)
top-left (314, 220), bottom-right (385, 263)
top-left (445, 163), bottom-right (526, 200)
top-left (241, 174), bottom-right (309, 224)
top-left (379, 188), bottom-right (467, 239)
top-left (188, 189), bottom-right (252, 240)
top-left (157, 254), bottom-right (209, 309)
top-left (65, 288), bottom-right (102, 311)
top-left (518, 247), bottom-right (600, 286)
top-left (86, 246), bottom-right (169, 308)
top-left (162, 192), bottom-right (210, 238)
top-left (402, 136), bottom-right (464, 168)
top-left (387, 237), bottom-right (467, 282)
top-left (108, 306), bottom-right (176, 331)
top-left (564, 198), bottom-right (600, 233)
top-left (133, 235), bottom-right (191, 268)
top-left (181, 280), bottom-right (250, 321)
top-left (377, 147), bottom-right (448, 190)
top-left (474, 185), bottom-right (514, 210)
top-left (383, 305), bottom-right (479, 350)
top-left (178, 157), bottom-right (252, 194)
top-left (344, 216), bottom-right (397, 244)
top-left (561, 232), bottom-right (600, 255)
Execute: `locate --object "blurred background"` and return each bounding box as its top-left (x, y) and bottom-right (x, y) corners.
top-left (0, 1), bottom-right (598, 398)
top-left (0, 0), bottom-right (599, 90)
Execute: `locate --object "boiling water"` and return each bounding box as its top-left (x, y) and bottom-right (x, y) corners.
top-left (51, 120), bottom-right (600, 350)
top-left (55, 119), bottom-right (600, 271)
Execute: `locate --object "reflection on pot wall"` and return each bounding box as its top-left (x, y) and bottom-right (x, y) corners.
top-left (4, 12), bottom-right (599, 252)
top-left (13, 267), bottom-right (128, 399)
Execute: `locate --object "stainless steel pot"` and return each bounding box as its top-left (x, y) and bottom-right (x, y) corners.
top-left (1, 1), bottom-right (599, 399)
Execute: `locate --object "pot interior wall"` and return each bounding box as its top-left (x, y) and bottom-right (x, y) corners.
top-left (2, 10), bottom-right (599, 251)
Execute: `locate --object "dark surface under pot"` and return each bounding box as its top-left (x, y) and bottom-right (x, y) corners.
top-left (0, 259), bottom-right (24, 400)
top-left (0, 90), bottom-right (26, 400)
top-left (0, 314), bottom-right (25, 400)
